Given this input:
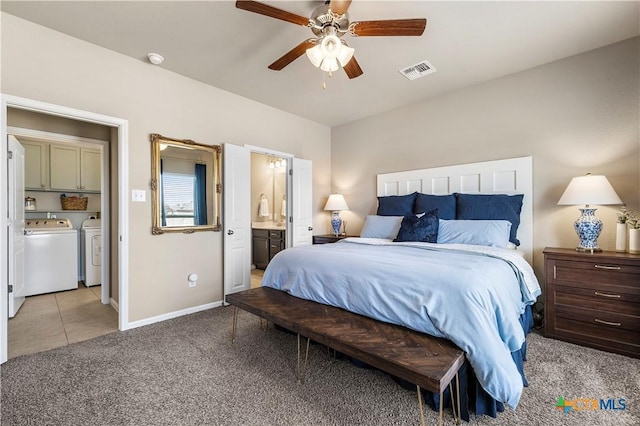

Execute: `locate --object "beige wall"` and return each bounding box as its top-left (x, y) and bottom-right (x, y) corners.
top-left (331, 37), bottom-right (640, 279)
top-left (1, 13), bottom-right (332, 322)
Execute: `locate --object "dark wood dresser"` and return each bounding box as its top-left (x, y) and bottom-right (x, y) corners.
top-left (543, 247), bottom-right (640, 358)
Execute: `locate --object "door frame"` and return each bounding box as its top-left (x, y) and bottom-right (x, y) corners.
top-left (244, 145), bottom-right (294, 247)
top-left (1, 94), bottom-right (130, 364)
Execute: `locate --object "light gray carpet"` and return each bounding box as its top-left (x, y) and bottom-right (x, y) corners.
top-left (1, 306), bottom-right (638, 425)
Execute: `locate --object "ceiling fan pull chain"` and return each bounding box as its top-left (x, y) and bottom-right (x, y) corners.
top-left (322, 72), bottom-right (326, 90)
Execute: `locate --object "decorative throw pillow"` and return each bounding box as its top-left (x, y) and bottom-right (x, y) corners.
top-left (376, 192), bottom-right (417, 216)
top-left (394, 209), bottom-right (439, 243)
top-left (437, 219), bottom-right (512, 248)
top-left (360, 215), bottom-right (404, 239)
top-left (414, 193), bottom-right (456, 220)
top-left (455, 193), bottom-right (524, 246)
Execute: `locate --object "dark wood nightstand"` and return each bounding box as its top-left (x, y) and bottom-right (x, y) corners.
top-left (313, 234), bottom-right (351, 244)
top-left (543, 247), bottom-right (640, 358)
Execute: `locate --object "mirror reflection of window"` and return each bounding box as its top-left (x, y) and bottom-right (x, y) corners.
top-left (150, 133), bottom-right (221, 234)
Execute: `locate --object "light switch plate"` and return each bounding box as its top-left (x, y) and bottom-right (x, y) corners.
top-left (132, 189), bottom-right (146, 202)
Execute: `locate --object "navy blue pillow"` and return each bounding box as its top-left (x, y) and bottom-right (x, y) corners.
top-left (377, 192), bottom-right (416, 216)
top-left (414, 193), bottom-right (456, 220)
top-left (394, 209), bottom-right (439, 243)
top-left (455, 193), bottom-right (524, 246)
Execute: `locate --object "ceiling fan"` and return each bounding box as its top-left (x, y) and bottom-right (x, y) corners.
top-left (235, 0), bottom-right (427, 79)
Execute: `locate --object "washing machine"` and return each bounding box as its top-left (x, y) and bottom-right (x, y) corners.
top-left (81, 218), bottom-right (102, 287)
top-left (24, 218), bottom-right (78, 296)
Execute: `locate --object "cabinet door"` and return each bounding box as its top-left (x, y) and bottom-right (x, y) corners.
top-left (81, 148), bottom-right (101, 191)
top-left (22, 141), bottom-right (49, 190)
top-left (252, 237), bottom-right (269, 269)
top-left (50, 145), bottom-right (80, 191)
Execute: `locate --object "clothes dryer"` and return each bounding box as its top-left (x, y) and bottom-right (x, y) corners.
top-left (81, 219), bottom-right (101, 287)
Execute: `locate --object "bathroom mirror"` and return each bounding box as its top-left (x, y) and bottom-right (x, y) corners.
top-left (150, 133), bottom-right (221, 234)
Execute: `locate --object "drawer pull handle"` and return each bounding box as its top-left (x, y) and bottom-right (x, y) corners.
top-left (594, 319), bottom-right (621, 327)
top-left (594, 264), bottom-right (621, 270)
top-left (594, 291), bottom-right (621, 298)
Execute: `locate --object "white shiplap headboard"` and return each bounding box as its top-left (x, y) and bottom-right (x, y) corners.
top-left (377, 156), bottom-right (533, 263)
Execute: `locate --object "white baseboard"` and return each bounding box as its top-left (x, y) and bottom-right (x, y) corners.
top-left (126, 301), bottom-right (223, 330)
top-left (110, 298), bottom-right (119, 312)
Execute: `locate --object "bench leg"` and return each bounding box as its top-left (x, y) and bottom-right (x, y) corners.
top-left (417, 378), bottom-right (460, 426)
top-left (259, 317), bottom-right (268, 330)
top-left (296, 334), bottom-right (311, 383)
top-left (231, 306), bottom-right (239, 344)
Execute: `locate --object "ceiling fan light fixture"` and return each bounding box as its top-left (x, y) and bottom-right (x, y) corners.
top-left (336, 45), bottom-right (354, 67)
top-left (306, 44), bottom-right (324, 68)
top-left (320, 34), bottom-right (341, 58)
top-left (320, 57), bottom-right (340, 73)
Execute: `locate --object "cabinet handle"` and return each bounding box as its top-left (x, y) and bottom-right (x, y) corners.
top-left (594, 318), bottom-right (621, 327)
top-left (40, 183), bottom-right (45, 188)
top-left (594, 264), bottom-right (621, 270)
top-left (594, 291), bottom-right (621, 298)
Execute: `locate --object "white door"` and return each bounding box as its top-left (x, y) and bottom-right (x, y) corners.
top-left (223, 143), bottom-right (251, 298)
top-left (291, 158), bottom-right (313, 246)
top-left (8, 136), bottom-right (26, 317)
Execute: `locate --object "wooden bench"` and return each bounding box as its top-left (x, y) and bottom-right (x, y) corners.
top-left (227, 287), bottom-right (465, 426)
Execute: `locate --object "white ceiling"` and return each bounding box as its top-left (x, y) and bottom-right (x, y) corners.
top-left (2, 1), bottom-right (638, 127)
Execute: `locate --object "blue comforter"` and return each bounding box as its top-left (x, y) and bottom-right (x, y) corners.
top-left (261, 238), bottom-right (541, 409)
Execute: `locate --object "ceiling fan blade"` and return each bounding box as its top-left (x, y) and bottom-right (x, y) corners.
top-left (235, 1), bottom-right (309, 26)
top-left (329, 0), bottom-right (352, 16)
top-left (268, 40), bottom-right (316, 71)
top-left (350, 19), bottom-right (427, 37)
top-left (343, 56), bottom-right (363, 79)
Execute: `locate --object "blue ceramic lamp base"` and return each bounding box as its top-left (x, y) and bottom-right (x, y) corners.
top-left (331, 211), bottom-right (342, 237)
top-left (574, 208), bottom-right (603, 252)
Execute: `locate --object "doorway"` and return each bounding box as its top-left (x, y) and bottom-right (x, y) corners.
top-left (222, 144), bottom-right (312, 299)
top-left (1, 94), bottom-right (130, 364)
top-left (6, 124), bottom-right (115, 359)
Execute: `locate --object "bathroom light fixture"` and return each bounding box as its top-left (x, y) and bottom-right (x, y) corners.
top-left (147, 52), bottom-right (164, 65)
top-left (557, 173), bottom-right (622, 252)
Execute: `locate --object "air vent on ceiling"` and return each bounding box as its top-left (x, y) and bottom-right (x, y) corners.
top-left (399, 60), bottom-right (436, 81)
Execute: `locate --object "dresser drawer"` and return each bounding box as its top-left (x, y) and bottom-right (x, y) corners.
top-left (551, 259), bottom-right (640, 288)
top-left (552, 285), bottom-right (640, 316)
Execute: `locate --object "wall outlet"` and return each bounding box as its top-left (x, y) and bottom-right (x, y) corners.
top-left (188, 273), bottom-right (198, 288)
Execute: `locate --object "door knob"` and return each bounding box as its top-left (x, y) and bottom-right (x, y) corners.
top-left (227, 229), bottom-right (234, 235)
top-left (308, 227), bottom-right (313, 231)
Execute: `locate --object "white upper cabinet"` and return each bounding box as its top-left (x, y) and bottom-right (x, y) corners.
top-left (50, 145), bottom-right (101, 192)
top-left (80, 148), bottom-right (101, 192)
top-left (23, 141), bottom-right (49, 190)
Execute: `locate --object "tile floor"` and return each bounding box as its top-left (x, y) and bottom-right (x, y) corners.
top-left (251, 268), bottom-right (264, 288)
top-left (8, 285), bottom-right (118, 359)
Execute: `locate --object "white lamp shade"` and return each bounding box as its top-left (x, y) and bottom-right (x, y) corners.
top-left (324, 194), bottom-right (349, 211)
top-left (337, 45), bottom-right (355, 67)
top-left (306, 44), bottom-right (323, 68)
top-left (320, 35), bottom-right (341, 58)
top-left (558, 174), bottom-right (622, 206)
top-left (320, 57), bottom-right (339, 72)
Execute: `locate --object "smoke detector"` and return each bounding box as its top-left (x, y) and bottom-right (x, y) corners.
top-left (147, 52), bottom-right (164, 65)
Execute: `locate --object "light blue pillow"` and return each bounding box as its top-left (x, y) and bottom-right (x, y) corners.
top-left (360, 215), bottom-right (403, 239)
top-left (437, 219), bottom-right (512, 248)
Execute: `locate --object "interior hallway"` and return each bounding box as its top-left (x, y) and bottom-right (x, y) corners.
top-left (8, 286), bottom-right (118, 359)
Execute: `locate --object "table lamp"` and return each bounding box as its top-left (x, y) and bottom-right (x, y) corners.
top-left (324, 194), bottom-right (349, 237)
top-left (557, 173), bottom-right (622, 252)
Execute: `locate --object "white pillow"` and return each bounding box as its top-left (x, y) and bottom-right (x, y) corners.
top-left (437, 219), bottom-right (512, 248)
top-left (360, 215), bottom-right (403, 239)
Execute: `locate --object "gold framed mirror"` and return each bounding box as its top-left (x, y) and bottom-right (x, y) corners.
top-left (150, 133), bottom-right (221, 234)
